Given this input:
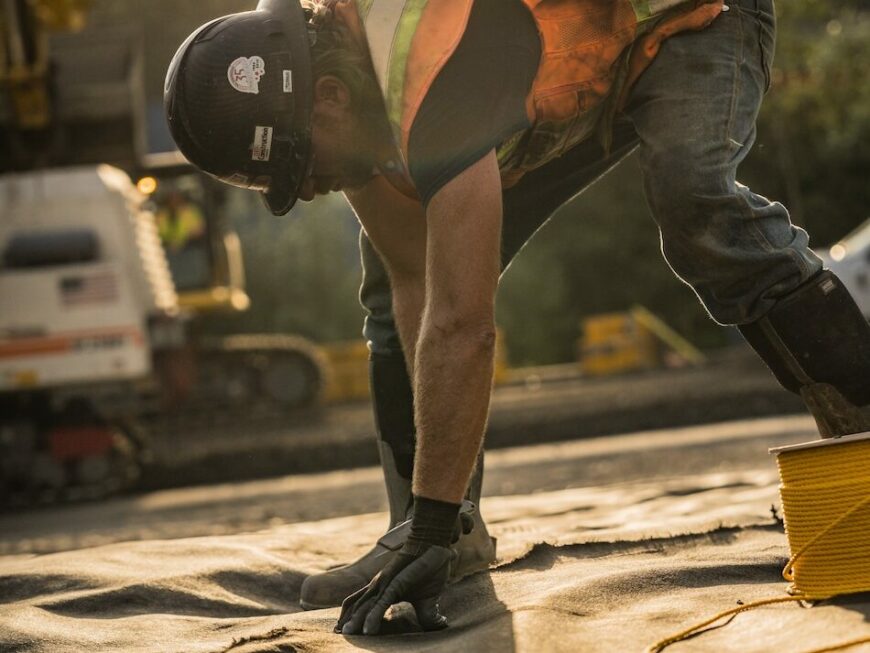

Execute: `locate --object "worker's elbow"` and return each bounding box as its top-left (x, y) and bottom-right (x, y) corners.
top-left (429, 312), bottom-right (497, 355)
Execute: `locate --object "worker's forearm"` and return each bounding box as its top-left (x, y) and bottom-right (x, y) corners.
top-left (412, 317), bottom-right (496, 504)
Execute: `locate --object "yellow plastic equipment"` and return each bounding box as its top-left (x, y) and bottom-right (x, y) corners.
top-left (578, 306), bottom-right (704, 376)
top-left (321, 329), bottom-right (510, 404)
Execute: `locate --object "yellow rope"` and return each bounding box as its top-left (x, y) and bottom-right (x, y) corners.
top-left (645, 596), bottom-right (806, 653)
top-left (801, 637), bottom-right (870, 653)
top-left (646, 435), bottom-right (870, 653)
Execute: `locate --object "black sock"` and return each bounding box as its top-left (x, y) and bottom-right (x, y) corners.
top-left (405, 495), bottom-right (461, 550)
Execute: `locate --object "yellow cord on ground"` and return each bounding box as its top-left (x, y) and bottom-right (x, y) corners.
top-left (803, 637), bottom-right (870, 653)
top-left (646, 434), bottom-right (870, 653)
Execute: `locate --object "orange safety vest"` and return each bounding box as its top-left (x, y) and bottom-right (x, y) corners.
top-left (338, 0), bottom-right (724, 191)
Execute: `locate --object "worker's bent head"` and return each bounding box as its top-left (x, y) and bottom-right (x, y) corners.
top-left (164, 0), bottom-right (314, 216)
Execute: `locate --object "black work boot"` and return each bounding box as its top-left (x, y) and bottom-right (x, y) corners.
top-left (739, 270), bottom-right (870, 438)
top-left (299, 353), bottom-right (497, 610)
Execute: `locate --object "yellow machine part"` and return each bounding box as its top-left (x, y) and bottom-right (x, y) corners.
top-left (0, 0), bottom-right (92, 129)
top-left (176, 286), bottom-right (251, 313)
top-left (578, 307), bottom-right (705, 376)
top-left (322, 330), bottom-right (511, 404)
top-left (30, 0), bottom-right (92, 31)
top-left (322, 340), bottom-right (372, 404)
top-left (579, 312), bottom-right (660, 376)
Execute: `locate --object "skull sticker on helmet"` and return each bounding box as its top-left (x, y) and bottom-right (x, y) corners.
top-left (228, 56), bottom-right (266, 94)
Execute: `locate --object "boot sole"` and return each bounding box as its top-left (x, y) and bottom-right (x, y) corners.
top-left (300, 598), bottom-right (336, 611)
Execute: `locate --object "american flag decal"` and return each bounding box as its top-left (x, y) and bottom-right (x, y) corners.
top-left (59, 272), bottom-right (119, 307)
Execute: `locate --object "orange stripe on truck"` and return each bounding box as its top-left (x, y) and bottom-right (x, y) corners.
top-left (0, 326), bottom-right (145, 359)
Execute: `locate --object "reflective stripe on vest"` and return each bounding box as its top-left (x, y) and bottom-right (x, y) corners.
top-left (361, 0), bottom-right (405, 95)
top-left (358, 0), bottom-right (473, 157)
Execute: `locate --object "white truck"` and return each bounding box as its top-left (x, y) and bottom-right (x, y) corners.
top-left (0, 164), bottom-right (328, 504)
top-left (0, 2), bottom-right (325, 505)
top-left (0, 165), bottom-right (177, 499)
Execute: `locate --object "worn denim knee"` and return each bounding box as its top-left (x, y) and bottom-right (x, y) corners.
top-left (643, 143), bottom-right (820, 325)
top-left (627, 0), bottom-right (821, 325)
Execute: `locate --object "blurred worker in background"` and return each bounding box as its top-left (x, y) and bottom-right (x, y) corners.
top-left (165, 0), bottom-right (870, 636)
top-left (154, 189), bottom-right (210, 290)
top-left (155, 189), bottom-right (205, 253)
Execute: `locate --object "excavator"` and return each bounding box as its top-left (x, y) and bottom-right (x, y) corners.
top-left (1, 0), bottom-right (91, 130)
top-left (0, 1), bottom-right (326, 505)
top-left (0, 0), bottom-right (144, 169)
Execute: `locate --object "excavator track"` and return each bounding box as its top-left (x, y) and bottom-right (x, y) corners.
top-left (148, 333), bottom-right (328, 436)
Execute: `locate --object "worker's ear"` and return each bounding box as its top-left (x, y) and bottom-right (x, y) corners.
top-left (313, 75), bottom-right (351, 110)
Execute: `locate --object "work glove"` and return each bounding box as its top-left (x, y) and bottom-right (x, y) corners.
top-left (335, 495), bottom-right (471, 636)
top-left (335, 541), bottom-right (455, 635)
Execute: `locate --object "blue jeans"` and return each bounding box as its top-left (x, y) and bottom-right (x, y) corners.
top-left (360, 0), bottom-right (822, 357)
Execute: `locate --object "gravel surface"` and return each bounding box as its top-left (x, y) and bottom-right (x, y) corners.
top-left (1, 414), bottom-right (815, 557)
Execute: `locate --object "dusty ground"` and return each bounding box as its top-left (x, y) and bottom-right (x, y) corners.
top-left (2, 414), bottom-right (869, 653)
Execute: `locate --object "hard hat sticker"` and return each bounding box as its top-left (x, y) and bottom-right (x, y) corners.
top-left (228, 56), bottom-right (266, 94)
top-left (283, 70), bottom-right (293, 93)
top-left (252, 126), bottom-right (273, 162)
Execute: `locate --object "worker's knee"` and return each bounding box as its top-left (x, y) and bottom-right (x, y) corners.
top-left (645, 170), bottom-right (823, 325)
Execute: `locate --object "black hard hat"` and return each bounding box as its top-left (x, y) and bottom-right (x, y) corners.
top-left (164, 0), bottom-right (313, 216)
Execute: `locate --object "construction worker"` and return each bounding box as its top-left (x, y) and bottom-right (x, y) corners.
top-left (164, 0), bottom-right (870, 636)
top-left (154, 189), bottom-right (210, 290)
top-left (155, 189), bottom-right (206, 252)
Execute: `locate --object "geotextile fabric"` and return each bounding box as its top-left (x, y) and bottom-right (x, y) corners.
top-left (2, 469), bottom-right (868, 652)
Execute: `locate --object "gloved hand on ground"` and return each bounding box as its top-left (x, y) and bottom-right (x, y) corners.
top-left (335, 495), bottom-right (470, 635)
top-left (334, 541), bottom-right (455, 635)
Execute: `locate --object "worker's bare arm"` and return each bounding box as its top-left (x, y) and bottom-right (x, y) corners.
top-left (334, 153), bottom-right (502, 636)
top-left (344, 176), bottom-right (427, 281)
top-left (344, 176), bottom-right (428, 368)
top-left (346, 154), bottom-right (502, 503)
top-left (413, 150), bottom-right (502, 503)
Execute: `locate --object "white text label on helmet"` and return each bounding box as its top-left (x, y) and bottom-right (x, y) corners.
top-left (252, 126), bottom-right (273, 162)
top-left (283, 70), bottom-right (293, 93)
top-left (228, 56), bottom-right (265, 94)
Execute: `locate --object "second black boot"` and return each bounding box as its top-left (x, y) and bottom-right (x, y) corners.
top-left (739, 270), bottom-right (870, 437)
